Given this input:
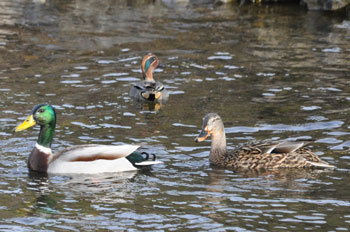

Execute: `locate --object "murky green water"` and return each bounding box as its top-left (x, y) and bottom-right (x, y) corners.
top-left (1, 0), bottom-right (350, 231)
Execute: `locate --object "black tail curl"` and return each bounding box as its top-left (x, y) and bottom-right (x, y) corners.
top-left (141, 152), bottom-right (157, 161)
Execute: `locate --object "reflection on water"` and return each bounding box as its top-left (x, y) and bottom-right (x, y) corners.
top-left (1, 0), bottom-right (350, 231)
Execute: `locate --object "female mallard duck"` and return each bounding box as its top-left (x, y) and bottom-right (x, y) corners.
top-left (14, 104), bottom-right (162, 174)
top-left (195, 113), bottom-right (335, 169)
top-left (129, 54), bottom-right (168, 102)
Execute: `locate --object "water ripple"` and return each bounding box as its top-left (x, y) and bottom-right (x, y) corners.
top-left (225, 120), bottom-right (344, 134)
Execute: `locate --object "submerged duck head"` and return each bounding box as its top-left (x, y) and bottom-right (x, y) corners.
top-left (195, 113), bottom-right (224, 143)
top-left (141, 54), bottom-right (159, 82)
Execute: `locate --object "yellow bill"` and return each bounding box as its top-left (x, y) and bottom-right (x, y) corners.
top-left (14, 114), bottom-right (36, 132)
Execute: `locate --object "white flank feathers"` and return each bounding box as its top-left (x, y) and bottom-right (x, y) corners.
top-left (47, 144), bottom-right (141, 174)
top-left (48, 157), bottom-right (137, 174)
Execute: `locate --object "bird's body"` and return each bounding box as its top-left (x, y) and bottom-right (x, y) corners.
top-left (209, 140), bottom-right (333, 169)
top-left (195, 113), bottom-right (335, 170)
top-left (15, 104), bottom-right (162, 174)
top-left (129, 54), bottom-right (168, 102)
top-left (130, 80), bottom-right (168, 102)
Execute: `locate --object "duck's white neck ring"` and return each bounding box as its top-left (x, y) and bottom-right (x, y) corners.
top-left (35, 143), bottom-right (52, 154)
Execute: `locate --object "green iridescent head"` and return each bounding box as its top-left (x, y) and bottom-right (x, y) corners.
top-left (32, 104), bottom-right (56, 127)
top-left (15, 104), bottom-right (56, 147)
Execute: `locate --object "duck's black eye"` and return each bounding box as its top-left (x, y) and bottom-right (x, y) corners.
top-left (38, 108), bottom-right (45, 113)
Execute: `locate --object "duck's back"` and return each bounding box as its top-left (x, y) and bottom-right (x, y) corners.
top-left (223, 141), bottom-right (334, 169)
top-left (130, 81), bottom-right (168, 101)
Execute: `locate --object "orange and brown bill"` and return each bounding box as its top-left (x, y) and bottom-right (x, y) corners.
top-left (195, 126), bottom-right (210, 142)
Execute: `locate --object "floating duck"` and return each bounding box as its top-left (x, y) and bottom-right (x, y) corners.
top-left (195, 113), bottom-right (335, 169)
top-left (129, 54), bottom-right (168, 102)
top-left (14, 104), bottom-right (162, 174)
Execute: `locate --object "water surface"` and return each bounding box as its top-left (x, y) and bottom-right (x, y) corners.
top-left (1, 0), bottom-right (350, 231)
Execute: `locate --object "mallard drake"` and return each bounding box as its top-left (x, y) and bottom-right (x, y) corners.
top-left (129, 54), bottom-right (168, 102)
top-left (195, 113), bottom-right (335, 169)
top-left (14, 104), bottom-right (162, 174)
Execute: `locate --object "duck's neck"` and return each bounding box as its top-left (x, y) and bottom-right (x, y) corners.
top-left (209, 128), bottom-right (228, 165)
top-left (37, 123), bottom-right (55, 148)
top-left (144, 75), bottom-right (154, 82)
top-left (28, 123), bottom-right (55, 172)
top-left (143, 66), bottom-right (155, 82)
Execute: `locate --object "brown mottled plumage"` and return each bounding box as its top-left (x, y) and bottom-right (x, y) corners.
top-left (195, 113), bottom-right (335, 170)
